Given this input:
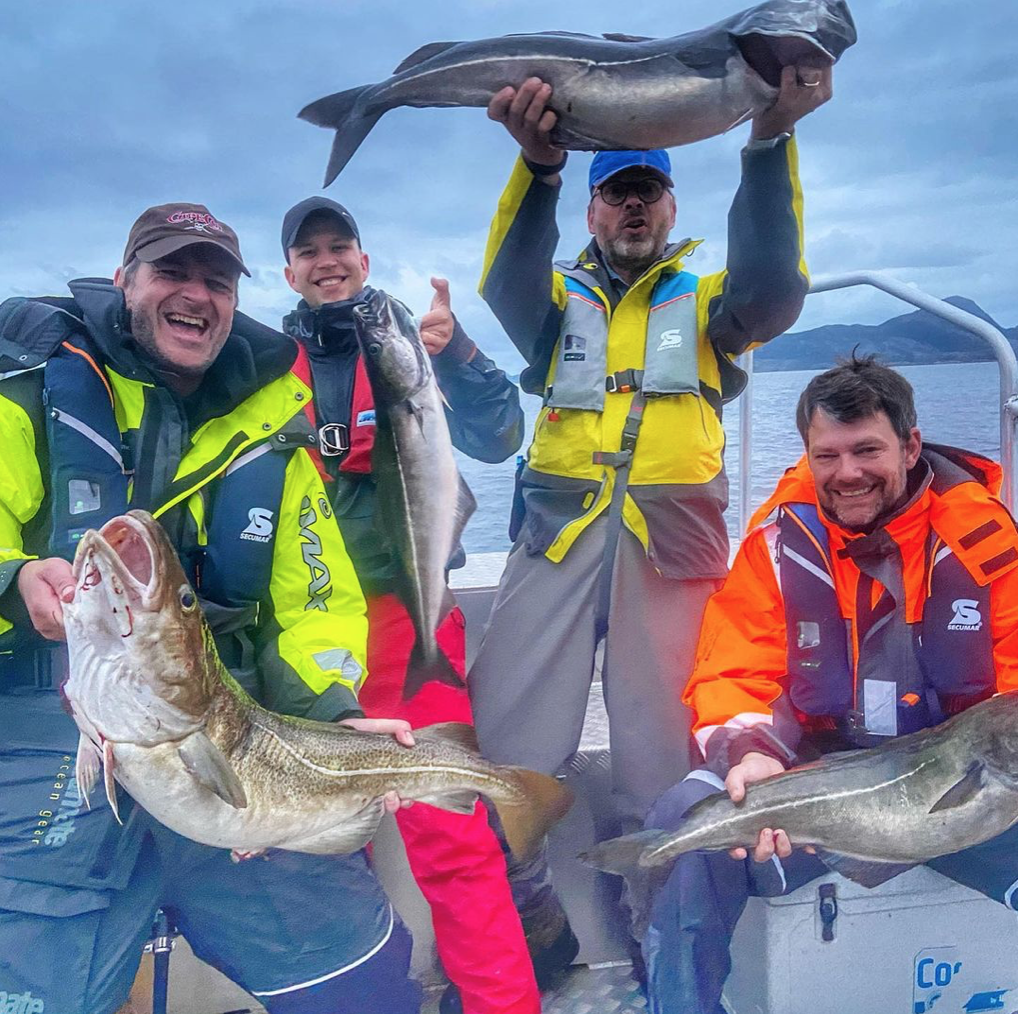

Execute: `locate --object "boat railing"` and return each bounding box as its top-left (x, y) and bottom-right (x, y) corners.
top-left (736, 270), bottom-right (1018, 535)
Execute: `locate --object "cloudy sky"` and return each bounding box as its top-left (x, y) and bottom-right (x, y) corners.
top-left (2, 0), bottom-right (1015, 376)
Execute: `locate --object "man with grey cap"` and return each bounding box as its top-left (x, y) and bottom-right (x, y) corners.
top-left (0, 202), bottom-right (423, 1014)
top-left (470, 67), bottom-right (833, 977)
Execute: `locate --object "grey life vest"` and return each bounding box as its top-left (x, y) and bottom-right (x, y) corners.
top-left (547, 268), bottom-right (700, 410)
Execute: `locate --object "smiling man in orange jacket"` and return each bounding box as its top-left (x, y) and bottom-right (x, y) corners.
top-left (642, 354), bottom-right (1018, 1014)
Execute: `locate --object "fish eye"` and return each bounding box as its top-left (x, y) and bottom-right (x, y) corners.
top-left (179, 587), bottom-right (197, 612)
top-left (367, 342), bottom-right (382, 356)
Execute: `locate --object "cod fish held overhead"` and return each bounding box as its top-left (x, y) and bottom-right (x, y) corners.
top-left (62, 511), bottom-right (571, 857)
top-left (352, 288), bottom-right (475, 699)
top-left (300, 0), bottom-right (856, 184)
top-left (583, 692), bottom-right (1018, 890)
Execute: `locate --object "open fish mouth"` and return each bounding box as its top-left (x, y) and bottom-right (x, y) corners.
top-left (72, 514), bottom-right (160, 623)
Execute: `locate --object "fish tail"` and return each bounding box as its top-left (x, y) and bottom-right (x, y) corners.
top-left (490, 767), bottom-right (574, 861)
top-left (579, 830), bottom-right (679, 941)
top-left (579, 829), bottom-right (674, 875)
top-left (298, 84), bottom-right (381, 185)
top-left (402, 638), bottom-right (465, 701)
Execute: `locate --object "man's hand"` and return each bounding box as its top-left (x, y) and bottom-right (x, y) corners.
top-left (419, 277), bottom-right (455, 355)
top-left (725, 751), bottom-right (790, 862)
top-left (338, 717), bottom-right (416, 813)
top-left (750, 63), bottom-right (833, 139)
top-left (17, 558), bottom-right (75, 641)
top-left (487, 77), bottom-right (561, 168)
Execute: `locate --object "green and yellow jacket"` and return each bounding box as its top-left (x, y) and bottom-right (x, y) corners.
top-left (0, 279), bottom-right (367, 721)
top-left (480, 137), bottom-right (809, 579)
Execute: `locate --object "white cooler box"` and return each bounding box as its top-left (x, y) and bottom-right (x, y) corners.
top-left (724, 867), bottom-right (1018, 1014)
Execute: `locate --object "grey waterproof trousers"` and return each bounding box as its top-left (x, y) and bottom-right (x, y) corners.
top-left (469, 520), bottom-right (720, 918)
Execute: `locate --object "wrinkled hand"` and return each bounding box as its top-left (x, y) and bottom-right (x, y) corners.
top-left (725, 752), bottom-right (791, 862)
top-left (487, 77), bottom-right (561, 168)
top-left (339, 717), bottom-right (416, 812)
top-left (17, 557), bottom-right (75, 641)
top-left (751, 63), bottom-right (834, 139)
top-left (419, 277), bottom-right (454, 355)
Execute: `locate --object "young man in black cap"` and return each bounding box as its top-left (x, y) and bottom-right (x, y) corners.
top-left (280, 197), bottom-right (537, 1014)
top-left (0, 202), bottom-right (422, 1014)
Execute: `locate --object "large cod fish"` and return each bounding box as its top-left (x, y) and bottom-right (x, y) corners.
top-left (62, 511), bottom-right (571, 857)
top-left (300, 0), bottom-right (857, 184)
top-left (352, 288), bottom-right (475, 698)
top-left (583, 693), bottom-right (1018, 890)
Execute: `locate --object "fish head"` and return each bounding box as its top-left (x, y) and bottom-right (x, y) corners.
top-left (63, 510), bottom-right (213, 745)
top-left (352, 288), bottom-right (431, 405)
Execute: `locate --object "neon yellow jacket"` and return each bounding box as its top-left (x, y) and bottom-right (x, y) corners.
top-left (0, 280), bottom-right (367, 721)
top-left (480, 138), bottom-right (808, 578)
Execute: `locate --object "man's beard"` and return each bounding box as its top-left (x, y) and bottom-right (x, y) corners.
top-left (602, 232), bottom-right (666, 280)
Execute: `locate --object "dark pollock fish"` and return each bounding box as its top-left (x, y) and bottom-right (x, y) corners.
top-left (300, 0), bottom-right (856, 183)
top-left (352, 289), bottom-right (476, 699)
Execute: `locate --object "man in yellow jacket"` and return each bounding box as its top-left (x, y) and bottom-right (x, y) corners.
top-left (0, 203), bottom-right (421, 1014)
top-left (469, 68), bottom-right (833, 975)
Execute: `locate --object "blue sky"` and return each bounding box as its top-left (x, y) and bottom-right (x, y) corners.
top-left (2, 0), bottom-right (1015, 375)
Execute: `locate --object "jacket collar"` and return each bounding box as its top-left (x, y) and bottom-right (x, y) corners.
top-left (557, 237), bottom-right (702, 298)
top-left (282, 287), bottom-right (376, 353)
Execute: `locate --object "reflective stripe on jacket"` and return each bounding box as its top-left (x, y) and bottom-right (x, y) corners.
top-left (479, 139), bottom-right (809, 577)
top-left (685, 445), bottom-right (1018, 770)
top-left (0, 281), bottom-right (368, 721)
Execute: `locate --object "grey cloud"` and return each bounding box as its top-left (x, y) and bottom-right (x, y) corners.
top-left (2, 0), bottom-right (1015, 356)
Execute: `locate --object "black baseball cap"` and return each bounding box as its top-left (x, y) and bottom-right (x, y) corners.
top-left (281, 197), bottom-right (360, 256)
top-left (123, 203), bottom-right (250, 276)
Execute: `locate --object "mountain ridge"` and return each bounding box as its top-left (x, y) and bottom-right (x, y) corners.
top-left (756, 296), bottom-right (1018, 372)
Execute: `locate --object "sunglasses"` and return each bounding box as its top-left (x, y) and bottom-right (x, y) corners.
top-left (595, 178), bottom-right (669, 206)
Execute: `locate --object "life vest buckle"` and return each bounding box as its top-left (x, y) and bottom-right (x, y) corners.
top-left (605, 369), bottom-right (643, 394)
top-left (319, 423), bottom-right (350, 456)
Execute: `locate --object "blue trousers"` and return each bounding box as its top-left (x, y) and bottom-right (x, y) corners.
top-left (643, 769), bottom-right (1018, 1014)
top-left (0, 690), bottom-right (422, 1014)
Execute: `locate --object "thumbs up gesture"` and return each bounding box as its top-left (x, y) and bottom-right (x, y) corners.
top-left (419, 277), bottom-right (454, 355)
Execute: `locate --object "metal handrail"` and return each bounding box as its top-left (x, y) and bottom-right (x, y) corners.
top-left (737, 271), bottom-right (1018, 534)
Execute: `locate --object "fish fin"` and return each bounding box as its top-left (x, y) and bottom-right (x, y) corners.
top-left (75, 734), bottom-right (101, 810)
top-left (415, 721), bottom-right (479, 754)
top-left (177, 732), bottom-right (248, 809)
top-left (102, 741), bottom-right (122, 826)
top-left (490, 767), bottom-right (574, 861)
top-left (601, 32), bottom-right (654, 43)
top-left (929, 761), bottom-right (987, 813)
top-left (393, 41), bottom-right (460, 73)
top-left (298, 85), bottom-right (381, 186)
top-left (549, 120), bottom-right (610, 152)
top-left (415, 788), bottom-right (479, 815)
top-left (813, 849), bottom-right (915, 888)
top-left (579, 829), bottom-right (675, 875)
top-left (403, 640), bottom-right (465, 701)
top-left (452, 475), bottom-right (477, 547)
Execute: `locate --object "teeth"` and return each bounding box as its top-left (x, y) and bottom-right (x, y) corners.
top-left (167, 313), bottom-right (205, 328)
top-left (837, 487), bottom-right (874, 498)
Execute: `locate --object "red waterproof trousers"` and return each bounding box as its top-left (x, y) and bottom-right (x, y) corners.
top-left (359, 593), bottom-right (540, 1014)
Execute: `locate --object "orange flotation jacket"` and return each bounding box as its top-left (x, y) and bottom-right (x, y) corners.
top-left (686, 444), bottom-right (1018, 766)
